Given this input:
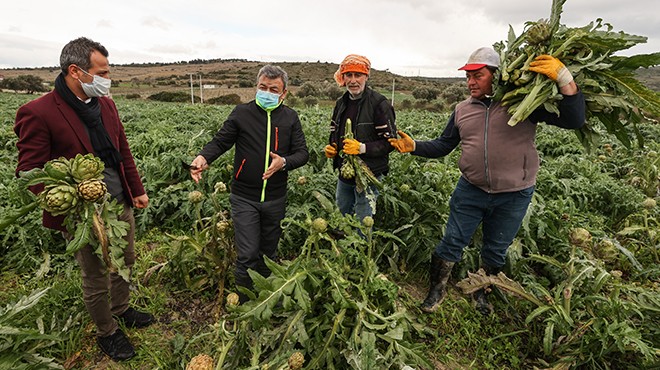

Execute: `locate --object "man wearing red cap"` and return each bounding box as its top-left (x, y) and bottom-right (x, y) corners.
top-left (389, 47), bottom-right (585, 315)
top-left (324, 54), bottom-right (396, 224)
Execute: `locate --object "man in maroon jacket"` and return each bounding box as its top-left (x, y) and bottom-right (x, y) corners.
top-left (14, 37), bottom-right (152, 361)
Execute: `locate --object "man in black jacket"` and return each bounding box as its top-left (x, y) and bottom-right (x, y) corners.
top-left (324, 54), bottom-right (396, 223)
top-left (190, 65), bottom-right (309, 302)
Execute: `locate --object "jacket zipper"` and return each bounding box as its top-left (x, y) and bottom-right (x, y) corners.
top-left (260, 111), bottom-right (272, 202)
top-left (483, 103), bottom-right (491, 193)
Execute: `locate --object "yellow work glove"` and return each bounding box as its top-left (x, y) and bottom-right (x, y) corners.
top-left (529, 55), bottom-right (573, 87)
top-left (388, 130), bottom-right (415, 153)
top-left (342, 138), bottom-right (364, 155)
top-left (324, 143), bottom-right (338, 158)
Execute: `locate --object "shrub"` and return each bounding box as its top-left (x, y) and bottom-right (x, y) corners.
top-left (302, 96), bottom-right (318, 107)
top-left (148, 91), bottom-right (195, 103)
top-left (207, 94), bottom-right (242, 105)
top-left (297, 82), bottom-right (320, 98)
top-left (125, 93), bottom-right (142, 100)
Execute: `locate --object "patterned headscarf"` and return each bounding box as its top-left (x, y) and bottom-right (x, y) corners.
top-left (334, 54), bottom-right (371, 86)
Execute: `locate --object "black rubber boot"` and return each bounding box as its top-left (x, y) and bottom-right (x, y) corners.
top-left (473, 264), bottom-right (502, 316)
top-left (420, 255), bottom-right (455, 313)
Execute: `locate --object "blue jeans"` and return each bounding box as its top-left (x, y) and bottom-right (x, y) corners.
top-left (434, 177), bottom-right (534, 269)
top-left (336, 178), bottom-right (380, 222)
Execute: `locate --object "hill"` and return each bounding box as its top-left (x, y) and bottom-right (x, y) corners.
top-left (0, 59), bottom-right (463, 103)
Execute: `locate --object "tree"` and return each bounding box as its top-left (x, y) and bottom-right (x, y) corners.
top-left (0, 74), bottom-right (48, 94)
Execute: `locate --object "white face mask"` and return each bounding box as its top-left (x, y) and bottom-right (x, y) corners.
top-left (78, 68), bottom-right (111, 97)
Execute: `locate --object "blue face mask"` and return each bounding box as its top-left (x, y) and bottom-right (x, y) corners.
top-left (256, 89), bottom-right (281, 110)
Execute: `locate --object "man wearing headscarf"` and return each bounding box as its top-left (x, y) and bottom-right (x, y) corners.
top-left (324, 54), bottom-right (396, 225)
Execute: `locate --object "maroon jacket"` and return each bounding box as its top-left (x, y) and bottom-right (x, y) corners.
top-left (14, 90), bottom-right (145, 231)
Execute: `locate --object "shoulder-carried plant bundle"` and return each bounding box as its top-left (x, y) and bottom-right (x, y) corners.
top-left (16, 154), bottom-right (131, 280)
top-left (493, 0), bottom-right (660, 149)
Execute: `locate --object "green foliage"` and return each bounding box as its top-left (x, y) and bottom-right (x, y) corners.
top-left (1, 92), bottom-right (658, 369)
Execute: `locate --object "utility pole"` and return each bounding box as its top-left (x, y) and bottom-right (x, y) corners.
top-left (189, 74), bottom-right (194, 104)
top-left (199, 74), bottom-right (203, 104)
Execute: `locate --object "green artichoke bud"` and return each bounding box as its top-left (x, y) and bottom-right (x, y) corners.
top-left (642, 198), bottom-right (656, 209)
top-left (569, 228), bottom-right (592, 249)
top-left (78, 179), bottom-right (107, 202)
top-left (188, 190), bottom-right (204, 203)
top-left (216, 220), bottom-right (230, 233)
top-left (287, 352), bottom-right (305, 370)
top-left (340, 161), bottom-right (355, 179)
top-left (41, 184), bottom-right (79, 216)
top-left (226, 292), bottom-right (240, 307)
top-left (70, 153), bottom-right (104, 182)
top-left (525, 19), bottom-right (551, 45)
top-left (44, 157), bottom-right (72, 180)
top-left (214, 181), bottom-right (227, 193)
top-left (311, 218), bottom-right (327, 233)
top-left (594, 239), bottom-right (618, 262)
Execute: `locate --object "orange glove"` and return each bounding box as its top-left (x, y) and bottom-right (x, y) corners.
top-left (342, 138), bottom-right (363, 155)
top-left (324, 143), bottom-right (338, 158)
top-left (529, 55), bottom-right (573, 87)
top-left (388, 130), bottom-right (416, 153)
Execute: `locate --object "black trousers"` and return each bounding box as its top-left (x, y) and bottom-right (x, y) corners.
top-left (229, 193), bottom-right (287, 290)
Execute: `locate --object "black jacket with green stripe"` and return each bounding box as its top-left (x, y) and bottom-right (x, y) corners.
top-left (199, 100), bottom-right (309, 202)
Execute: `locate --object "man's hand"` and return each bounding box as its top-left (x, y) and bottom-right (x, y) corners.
top-left (529, 55), bottom-right (573, 87)
top-left (189, 155), bottom-right (208, 183)
top-left (342, 138), bottom-right (363, 155)
top-left (324, 143), bottom-right (338, 158)
top-left (388, 130), bottom-right (415, 153)
top-left (263, 152), bottom-right (284, 180)
top-left (133, 194), bottom-right (149, 209)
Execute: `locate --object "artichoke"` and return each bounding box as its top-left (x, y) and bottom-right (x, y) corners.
top-left (186, 354), bottom-right (214, 370)
top-left (340, 160), bottom-right (355, 179)
top-left (525, 19), bottom-right (551, 45)
top-left (44, 157), bottom-right (72, 180)
top-left (41, 184), bottom-right (79, 216)
top-left (78, 179), bottom-right (107, 202)
top-left (311, 218), bottom-right (327, 233)
top-left (226, 292), bottom-right (240, 307)
top-left (214, 181), bottom-right (227, 193)
top-left (642, 198), bottom-right (657, 209)
top-left (70, 153), bottom-right (104, 182)
top-left (288, 352), bottom-right (305, 370)
top-left (569, 228), bottom-right (592, 249)
top-left (216, 220), bottom-right (230, 233)
top-left (188, 190), bottom-right (204, 204)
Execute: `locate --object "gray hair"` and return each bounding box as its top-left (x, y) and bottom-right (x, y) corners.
top-left (60, 37), bottom-right (109, 75)
top-left (257, 65), bottom-right (288, 89)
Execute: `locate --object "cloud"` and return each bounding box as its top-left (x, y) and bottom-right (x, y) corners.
top-left (1, 0), bottom-right (657, 77)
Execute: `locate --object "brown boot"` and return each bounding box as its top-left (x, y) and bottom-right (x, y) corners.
top-left (420, 255), bottom-right (454, 313)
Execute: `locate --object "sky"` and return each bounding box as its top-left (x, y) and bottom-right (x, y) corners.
top-left (1, 0), bottom-right (658, 78)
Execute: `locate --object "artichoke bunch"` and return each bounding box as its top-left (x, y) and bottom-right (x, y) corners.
top-left (31, 154), bottom-right (108, 215)
top-left (18, 154), bottom-right (131, 281)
